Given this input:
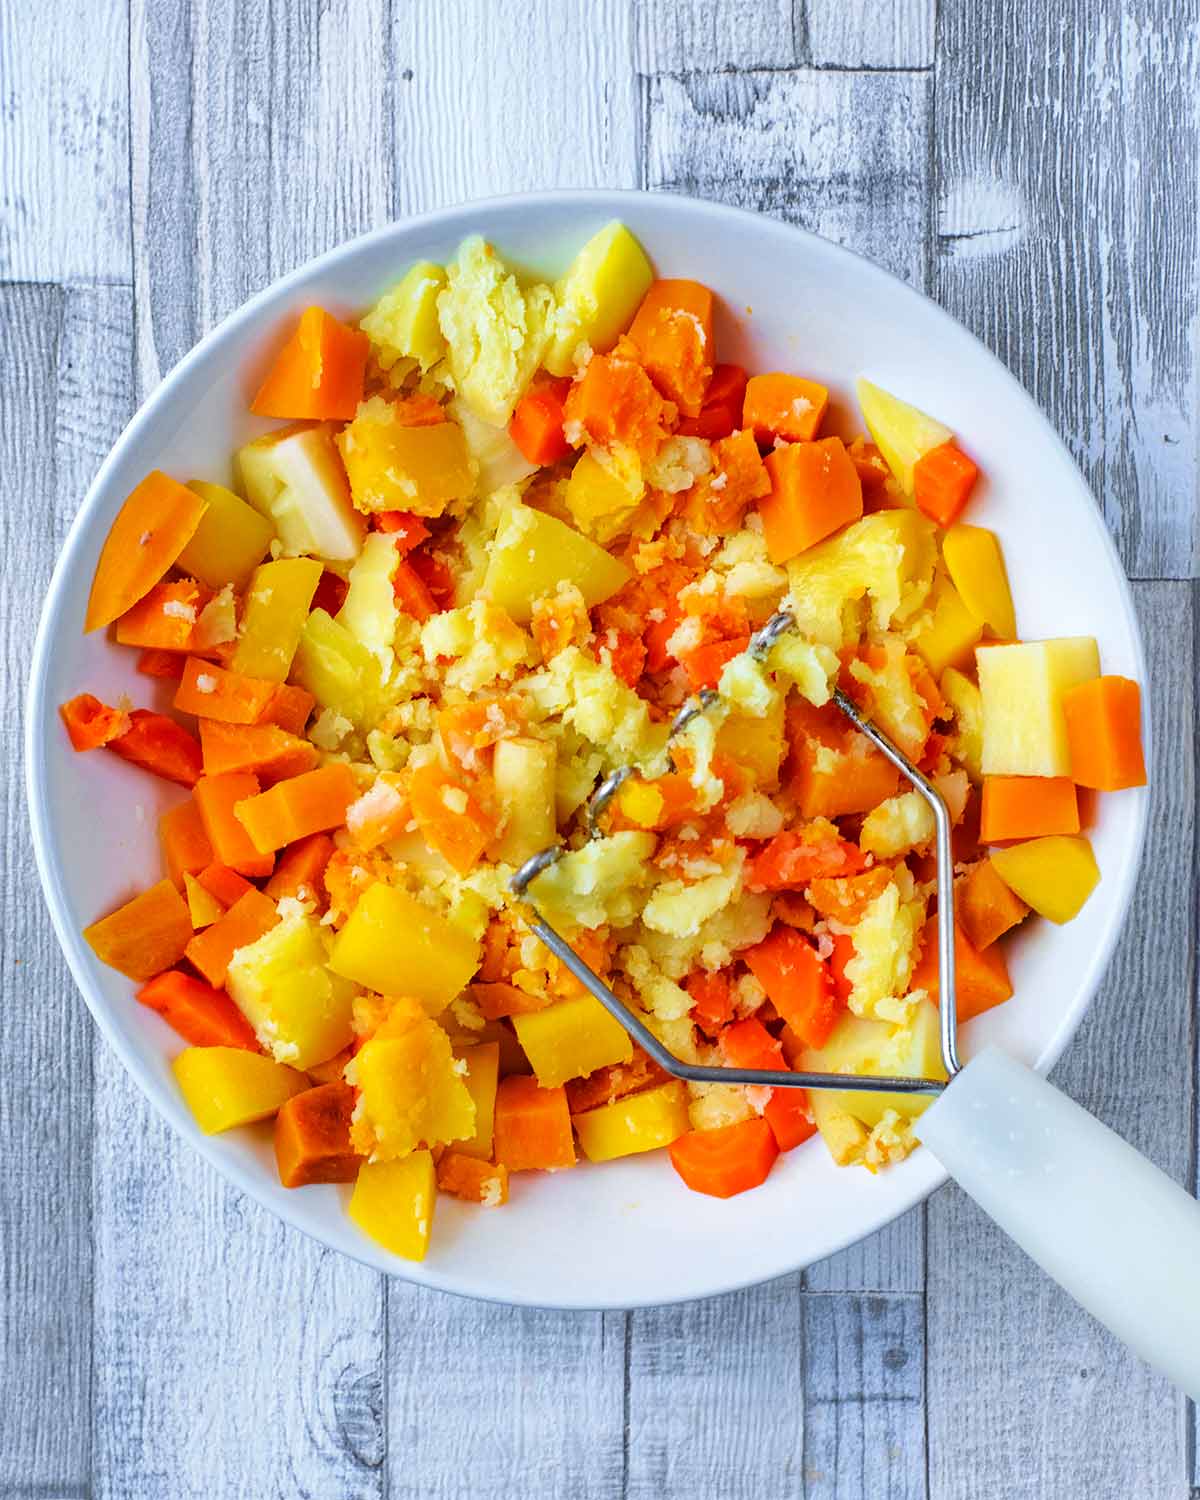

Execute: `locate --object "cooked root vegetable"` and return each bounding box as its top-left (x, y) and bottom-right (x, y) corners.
top-left (183, 872), bottom-right (223, 928)
top-left (483, 503), bottom-right (630, 623)
top-left (234, 762), bottom-right (359, 854)
top-left (913, 574), bottom-right (983, 677)
top-left (436, 1152), bottom-right (510, 1206)
top-left (677, 362), bottom-right (746, 440)
top-left (61, 693), bottom-right (131, 751)
top-left (262, 683), bottom-right (315, 736)
top-left (760, 438), bottom-right (863, 564)
top-left (489, 736), bottom-right (558, 866)
top-left (238, 422), bottom-right (365, 560)
top-left (909, 920), bottom-right (1012, 1023)
top-left (184, 886), bottom-right (280, 989)
top-left (977, 638), bottom-right (1100, 776)
top-left (251, 306), bottom-right (369, 422)
top-left (743, 373), bottom-right (828, 445)
top-left (628, 279), bottom-right (714, 416)
top-left (84, 878), bottom-right (192, 980)
top-left (232, 558), bottom-right (324, 682)
top-left (348, 997), bottom-right (475, 1158)
top-left (85, 471), bottom-right (208, 633)
top-left (137, 648), bottom-right (186, 679)
top-left (361, 259), bottom-right (447, 373)
top-left (273, 1082), bottom-right (361, 1187)
top-left (106, 710), bottom-right (203, 788)
top-left (512, 995), bottom-right (635, 1088)
top-left (159, 797), bottom-right (214, 886)
top-left (408, 761), bottom-right (494, 873)
top-left (668, 1118), bottom-right (779, 1198)
top-left (493, 1075), bottom-right (576, 1170)
top-left (565, 352), bottom-right (670, 457)
top-left (509, 378), bottom-right (573, 466)
top-left (743, 924), bottom-right (841, 1049)
top-left (113, 579), bottom-right (205, 651)
top-left (543, 219), bottom-right (654, 376)
top-left (175, 657), bottom-right (278, 724)
top-left (293, 607), bottom-right (391, 729)
top-left (1063, 675), bottom-right (1147, 791)
top-left (800, 998), bottom-right (947, 1126)
top-left (786, 698), bottom-right (901, 819)
top-left (194, 771), bottom-right (275, 878)
top-left (328, 882), bottom-right (480, 1013)
top-left (980, 775), bottom-right (1080, 842)
top-left (988, 835), bottom-right (1100, 923)
top-left (468, 982), bottom-right (553, 1019)
top-left (454, 1043), bottom-right (501, 1160)
top-left (855, 379), bottom-right (952, 495)
top-left (337, 401), bottom-right (474, 516)
top-left (173, 1046), bottom-right (308, 1134)
top-left (942, 524), bottom-right (1016, 638)
top-left (177, 481), bottom-right (275, 590)
top-left (264, 831), bottom-right (333, 902)
top-left (573, 1080), bottom-right (691, 1162)
top-left (198, 719), bottom-right (318, 783)
top-left (719, 1019), bottom-right (815, 1151)
top-left (196, 862), bottom-right (255, 907)
top-left (137, 969), bottom-right (260, 1050)
top-left (348, 1152), bottom-right (437, 1260)
top-left (912, 442), bottom-right (979, 527)
top-left (957, 858), bottom-right (1030, 950)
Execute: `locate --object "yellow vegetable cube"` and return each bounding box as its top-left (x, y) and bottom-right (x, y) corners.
top-left (483, 503), bottom-right (630, 624)
top-left (293, 607), bottom-right (390, 729)
top-left (232, 557), bottom-right (324, 681)
top-left (942, 524), bottom-right (1016, 639)
top-left (544, 221), bottom-right (654, 377)
top-left (360, 260), bottom-right (447, 374)
top-left (336, 531), bottom-right (401, 661)
top-left (989, 835), bottom-right (1100, 923)
top-left (977, 638), bottom-right (1100, 776)
top-left (716, 697), bottom-right (786, 789)
top-left (328, 882), bottom-right (481, 1013)
top-left (348, 1151), bottom-right (436, 1261)
top-left (454, 1042), bottom-right (500, 1160)
top-left (573, 1080), bottom-right (690, 1162)
top-left (801, 998), bottom-right (946, 1128)
top-left (337, 397), bottom-right (475, 516)
top-left (183, 871), bottom-right (223, 929)
top-left (564, 448), bottom-right (644, 544)
top-left (178, 481), bottom-right (275, 590)
top-left (172, 1046), bottom-right (308, 1134)
top-left (237, 422), bottom-right (366, 561)
top-left (913, 574), bottom-right (983, 677)
top-left (940, 666), bottom-right (984, 780)
top-left (512, 994), bottom-right (634, 1088)
top-left (226, 913), bottom-right (357, 1068)
top-left (489, 737), bottom-right (558, 866)
top-left (855, 378), bottom-right (954, 494)
top-left (348, 999), bottom-right (475, 1159)
top-left (809, 1091), bottom-right (870, 1166)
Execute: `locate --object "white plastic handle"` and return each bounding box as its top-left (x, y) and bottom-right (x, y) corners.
top-left (915, 1045), bottom-right (1200, 1400)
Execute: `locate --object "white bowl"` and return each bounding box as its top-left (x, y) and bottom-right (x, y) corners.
top-left (26, 191), bottom-right (1149, 1308)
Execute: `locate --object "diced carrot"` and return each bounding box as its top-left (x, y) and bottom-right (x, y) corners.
top-left (599, 627), bottom-right (646, 689)
top-left (684, 970), bottom-right (735, 1037)
top-left (108, 710), bottom-right (203, 788)
top-left (509, 378), bottom-right (573, 465)
top-left (677, 363), bottom-right (747, 440)
top-left (980, 776), bottom-right (1080, 843)
top-left (1063, 675), bottom-right (1147, 791)
top-left (785, 698), bottom-right (901, 819)
top-left (743, 373), bottom-right (829, 445)
top-left (564, 351), bottom-right (671, 457)
top-left (668, 1118), bottom-right (779, 1198)
top-left (264, 832), bottom-right (334, 902)
top-left (468, 981), bottom-right (553, 1020)
top-left (407, 762), bottom-right (494, 874)
top-left (912, 441), bottom-right (979, 527)
top-left (375, 511), bottom-right (432, 552)
top-left (260, 683), bottom-right (316, 736)
top-left (233, 763), bottom-right (359, 855)
top-left (408, 549), bottom-right (455, 610)
top-left (137, 648), bottom-right (187, 680)
top-left (175, 657), bottom-right (279, 724)
top-left (564, 1048), bottom-right (671, 1114)
top-left (85, 470), bottom-right (208, 633)
top-left (184, 887), bottom-right (280, 989)
top-left (957, 858), bottom-right (1030, 951)
top-left (113, 579), bottom-right (206, 651)
top-left (159, 797), bottom-right (214, 886)
top-left (60, 693), bottom-right (132, 751)
top-left (613, 772), bottom-right (697, 832)
top-left (847, 436), bottom-right (893, 501)
top-left (806, 867), bottom-right (894, 925)
top-left (194, 771), bottom-right (275, 877)
top-left (683, 428), bottom-right (772, 535)
top-left (627, 279), bottom-right (715, 416)
top-left (828, 931), bottom-right (855, 1004)
top-left (250, 306), bottom-right (369, 422)
top-left (720, 1019), bottom-right (815, 1152)
top-left (196, 862), bottom-right (256, 907)
top-left (83, 878), bottom-right (192, 981)
top-left (910, 917), bottom-right (1013, 1022)
top-left (745, 829), bottom-right (867, 891)
top-left (743, 925), bottom-right (841, 1050)
top-left (760, 437), bottom-right (863, 564)
top-left (436, 1152), bottom-right (510, 1205)
top-left (137, 969), bottom-right (260, 1050)
top-left (393, 558), bottom-right (437, 622)
top-left (198, 719), bottom-right (318, 784)
top-left (436, 696), bottom-right (527, 766)
top-left (678, 634), bottom-right (749, 691)
top-left (273, 1082), bottom-right (362, 1187)
top-left (493, 1075), bottom-right (576, 1170)
top-left (644, 599), bottom-right (684, 673)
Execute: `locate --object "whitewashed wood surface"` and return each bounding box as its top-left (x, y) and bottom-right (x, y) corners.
top-left (2, 0), bottom-right (1197, 1494)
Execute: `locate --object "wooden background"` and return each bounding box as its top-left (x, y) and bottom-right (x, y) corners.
top-left (2, 0), bottom-right (1196, 1494)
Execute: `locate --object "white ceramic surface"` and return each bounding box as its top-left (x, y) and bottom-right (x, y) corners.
top-left (25, 190), bottom-right (1149, 1308)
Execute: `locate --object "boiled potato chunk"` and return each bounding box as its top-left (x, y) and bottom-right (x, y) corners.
top-left (482, 503), bottom-right (630, 624)
top-left (178, 481), bottom-right (275, 590)
top-left (454, 1042), bottom-right (500, 1160)
top-left (360, 260), bottom-right (447, 373)
top-left (855, 378), bottom-right (953, 495)
top-left (348, 998), bottom-right (475, 1159)
top-left (564, 448), bottom-right (644, 544)
top-left (336, 532), bottom-right (401, 663)
top-left (809, 1091), bottom-right (870, 1165)
top-left (337, 397), bottom-right (475, 516)
top-left (800, 998), bottom-right (946, 1127)
top-left (226, 912), bottom-right (357, 1069)
top-left (232, 557), bottom-right (323, 681)
top-left (451, 398), bottom-right (537, 494)
top-left (348, 1151), bottom-right (436, 1261)
top-left (989, 835), bottom-right (1100, 923)
top-left (512, 995), bottom-right (634, 1088)
top-left (328, 882), bottom-right (481, 1013)
top-left (293, 607), bottom-right (391, 730)
top-left (489, 736), bottom-right (558, 865)
top-left (716, 697), bottom-right (786, 789)
top-left (238, 422), bottom-right (365, 561)
top-left (173, 1046), bottom-right (308, 1134)
top-left (942, 524), bottom-right (1016, 638)
top-left (940, 666), bottom-right (984, 780)
top-left (913, 573), bottom-right (983, 677)
top-left (573, 1080), bottom-right (691, 1162)
top-left (544, 220), bottom-right (655, 376)
top-left (977, 638), bottom-right (1099, 776)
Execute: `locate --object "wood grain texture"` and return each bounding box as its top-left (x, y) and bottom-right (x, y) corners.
top-left (806, 0), bottom-right (935, 68)
top-left (926, 581), bottom-right (1194, 1500)
top-left (645, 68), bottom-right (932, 284)
top-left (933, 0), bottom-right (1200, 579)
top-left (394, 0), bottom-right (641, 214)
top-left (635, 0), bottom-right (798, 74)
top-left (0, 0), bottom-right (129, 281)
top-left (805, 1211), bottom-right (924, 1294)
top-left (385, 1287), bottom-right (625, 1499)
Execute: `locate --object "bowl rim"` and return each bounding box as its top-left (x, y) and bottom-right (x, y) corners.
top-left (25, 187), bottom-right (1151, 1309)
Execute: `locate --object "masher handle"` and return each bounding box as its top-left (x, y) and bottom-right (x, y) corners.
top-left (916, 1046), bottom-right (1200, 1401)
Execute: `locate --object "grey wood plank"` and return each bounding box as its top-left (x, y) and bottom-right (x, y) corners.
top-left (634, 0), bottom-right (798, 74)
top-left (802, 1293), bottom-right (925, 1500)
top-left (933, 0), bottom-right (1200, 580)
top-left (385, 1288), bottom-right (625, 1499)
top-left (0, 281), bottom-right (106, 1498)
top-left (804, 1212), bottom-right (924, 1294)
top-left (0, 0), bottom-right (129, 281)
top-left (645, 68), bottom-right (932, 285)
top-left (806, 0), bottom-right (935, 68)
top-left (394, 0), bottom-right (641, 214)
top-left (625, 1277), bottom-right (805, 1499)
top-left (927, 581), bottom-right (1193, 1500)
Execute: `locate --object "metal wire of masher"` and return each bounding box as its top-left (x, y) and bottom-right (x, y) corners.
top-left (510, 608), bottom-right (960, 1096)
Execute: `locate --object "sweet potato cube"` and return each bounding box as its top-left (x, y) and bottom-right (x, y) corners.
top-left (273, 1081), bottom-right (362, 1187)
top-left (84, 878), bottom-right (192, 981)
